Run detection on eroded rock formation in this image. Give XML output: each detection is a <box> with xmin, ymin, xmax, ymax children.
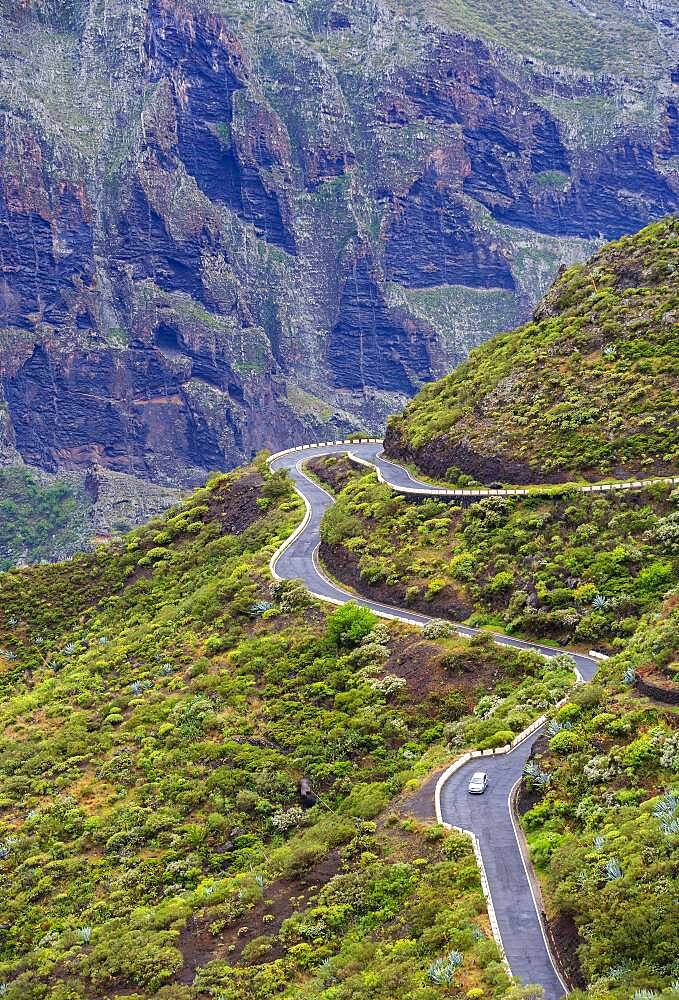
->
<box><xmin>0</xmin><ymin>0</ymin><xmax>677</xmax><ymax>508</ymax></box>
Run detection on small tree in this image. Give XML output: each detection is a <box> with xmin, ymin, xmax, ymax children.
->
<box><xmin>326</xmin><ymin>603</ymin><xmax>378</xmax><ymax>647</ymax></box>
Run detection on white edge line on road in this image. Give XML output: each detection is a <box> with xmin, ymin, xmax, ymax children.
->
<box><xmin>368</xmin><ymin>447</ymin><xmax>426</xmax><ymax>486</ymax></box>
<box><xmin>268</xmin><ymin>476</ymin><xmax>313</xmax><ymax>582</ymax></box>
<box><xmin>267</xmin><ymin>438</ymin><xmax>678</xmax><ymax>499</ymax></box>
<box><xmin>508</xmin><ymin>778</ymin><xmax>569</xmax><ymax>994</ymax></box>
<box><xmin>433</xmin><ymin>753</ymin><xmax>509</xmax><ymax>968</ymax></box>
<box><xmin>294</xmin><ymin>458</ymin><xmax>335</xmax><ymax>502</ymax></box>
<box><xmin>267</xmin><ymin>440</ymin><xmax>602</xmax><ymax>987</ymax></box>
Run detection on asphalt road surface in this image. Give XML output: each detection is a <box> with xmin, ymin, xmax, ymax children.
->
<box><xmin>270</xmin><ymin>442</ymin><xmax>601</xmax><ymax>998</ymax></box>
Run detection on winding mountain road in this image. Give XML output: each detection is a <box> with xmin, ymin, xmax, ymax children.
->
<box><xmin>267</xmin><ymin>439</ymin><xmax>631</xmax><ymax>998</ymax></box>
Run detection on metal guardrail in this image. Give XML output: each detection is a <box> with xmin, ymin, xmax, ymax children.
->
<box><xmin>268</xmin><ymin>439</ymin><xmax>679</xmax><ymax>499</ymax></box>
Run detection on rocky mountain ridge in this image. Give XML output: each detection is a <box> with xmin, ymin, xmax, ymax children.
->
<box><xmin>0</xmin><ymin>0</ymin><xmax>677</xmax><ymax>512</ymax></box>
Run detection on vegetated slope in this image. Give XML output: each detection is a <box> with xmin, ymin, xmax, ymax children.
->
<box><xmin>0</xmin><ymin>464</ymin><xmax>181</xmax><ymax>570</ymax></box>
<box><xmin>522</xmin><ymin>598</ymin><xmax>679</xmax><ymax>998</ymax></box>
<box><xmin>0</xmin><ymin>466</ymin><xmax>89</xmax><ymax>570</ymax></box>
<box><xmin>0</xmin><ymin>459</ymin><xmax>573</xmax><ymax>1000</ymax></box>
<box><xmin>385</xmin><ymin>218</ymin><xmax>679</xmax><ymax>485</ymax></box>
<box><xmin>1</xmin><ymin>0</ymin><xmax>678</xmax><ymax>523</ymax></box>
<box><xmin>316</xmin><ymin>456</ymin><xmax>679</xmax><ymax>649</ymax></box>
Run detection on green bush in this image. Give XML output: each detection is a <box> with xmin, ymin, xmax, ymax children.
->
<box><xmin>338</xmin><ymin>782</ymin><xmax>390</xmax><ymax>819</ymax></box>
<box><xmin>548</xmin><ymin>730</ymin><xmax>585</xmax><ymax>755</ymax></box>
<box><xmin>326</xmin><ymin>603</ymin><xmax>378</xmax><ymax>647</ymax></box>
<box><xmin>478</xmin><ymin>730</ymin><xmax>514</xmax><ymax>750</ymax></box>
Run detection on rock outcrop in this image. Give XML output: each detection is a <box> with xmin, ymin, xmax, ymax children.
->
<box><xmin>0</xmin><ymin>0</ymin><xmax>677</xmax><ymax>510</ymax></box>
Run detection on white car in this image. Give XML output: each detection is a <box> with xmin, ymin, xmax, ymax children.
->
<box><xmin>468</xmin><ymin>771</ymin><xmax>488</xmax><ymax>795</ymax></box>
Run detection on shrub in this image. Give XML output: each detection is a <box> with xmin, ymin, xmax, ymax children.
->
<box><xmin>478</xmin><ymin>730</ymin><xmax>514</xmax><ymax>750</ymax></box>
<box><xmin>338</xmin><ymin>782</ymin><xmax>389</xmax><ymax>819</ymax></box>
<box><xmin>486</xmin><ymin>571</ymin><xmax>515</xmax><ymax>595</ymax></box>
<box><xmin>326</xmin><ymin>603</ymin><xmax>378</xmax><ymax>647</ymax></box>
<box><xmin>548</xmin><ymin>730</ymin><xmax>585</xmax><ymax>755</ymax></box>
<box><xmin>422</xmin><ymin>618</ymin><xmax>456</xmax><ymax>639</ymax></box>
<box><xmin>529</xmin><ymin>831</ymin><xmax>564</xmax><ymax>868</ymax></box>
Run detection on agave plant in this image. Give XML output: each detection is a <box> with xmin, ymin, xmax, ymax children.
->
<box><xmin>653</xmin><ymin>792</ymin><xmax>679</xmax><ymax>818</ymax></box>
<box><xmin>62</xmin><ymin>642</ymin><xmax>76</xmax><ymax>655</ymax></box>
<box><xmin>428</xmin><ymin>951</ymin><xmax>463</xmax><ymax>984</ymax></box>
<box><xmin>246</xmin><ymin>601</ymin><xmax>274</xmax><ymax>617</ymax></box>
<box><xmin>523</xmin><ymin>761</ymin><xmax>551</xmax><ymax>787</ymax></box>
<box><xmin>427</xmin><ymin>958</ymin><xmax>451</xmax><ymax>985</ymax></box>
<box><xmin>633</xmin><ymin>991</ymin><xmax>658</xmax><ymax>999</ymax></box>
<box><xmin>593</xmin><ymin>835</ymin><xmax>605</xmax><ymax>850</ymax></box>
<box><xmin>592</xmin><ymin>594</ymin><xmax>609</xmax><ymax>610</ymax></box>
<box><xmin>604</xmin><ymin>858</ymin><xmax>623</xmax><ymax>880</ymax></box>
<box><xmin>316</xmin><ymin>957</ymin><xmax>336</xmax><ymax>984</ymax></box>
<box><xmin>623</xmin><ymin>667</ymin><xmax>637</xmax><ymax>685</ymax></box>
<box><xmin>76</xmin><ymin>926</ymin><xmax>92</xmax><ymax>944</ymax></box>
<box><xmin>653</xmin><ymin>792</ymin><xmax>679</xmax><ymax>836</ymax></box>
<box><xmin>0</xmin><ymin>836</ymin><xmax>17</xmax><ymax>860</ymax></box>
<box><xmin>605</xmin><ymin>959</ymin><xmax>632</xmax><ymax>981</ymax></box>
<box><xmin>547</xmin><ymin>719</ymin><xmax>573</xmax><ymax>737</ymax></box>
<box><xmin>129</xmin><ymin>679</ymin><xmax>152</xmax><ymax>695</ymax></box>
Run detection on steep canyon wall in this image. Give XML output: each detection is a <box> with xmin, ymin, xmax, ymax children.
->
<box><xmin>0</xmin><ymin>0</ymin><xmax>677</xmax><ymax>504</ymax></box>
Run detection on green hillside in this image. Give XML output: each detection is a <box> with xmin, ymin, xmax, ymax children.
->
<box><xmin>2</xmin><ymin>203</ymin><xmax>679</xmax><ymax>1000</ymax></box>
<box><xmin>0</xmin><ymin>466</ymin><xmax>90</xmax><ymax>570</ymax></box>
<box><xmin>0</xmin><ymin>449</ymin><xmax>677</xmax><ymax>997</ymax></box>
<box><xmin>0</xmin><ymin>460</ymin><xmax>571</xmax><ymax>1000</ymax></box>
<box><xmin>314</xmin><ymin>456</ymin><xmax>679</xmax><ymax>649</ymax></box>
<box><xmin>385</xmin><ymin>218</ymin><xmax>679</xmax><ymax>485</ymax></box>
<box><xmin>522</xmin><ymin>598</ymin><xmax>679</xmax><ymax>995</ymax></box>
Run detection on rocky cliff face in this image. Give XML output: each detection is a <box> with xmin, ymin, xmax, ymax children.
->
<box><xmin>0</xmin><ymin>0</ymin><xmax>677</xmax><ymax>503</ymax></box>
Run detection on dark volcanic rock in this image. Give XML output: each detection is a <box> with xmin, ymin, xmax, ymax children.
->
<box><xmin>0</xmin><ymin>169</ymin><xmax>95</xmax><ymax>332</ymax></box>
<box><xmin>4</xmin><ymin>342</ymin><xmax>229</xmax><ymax>481</ymax></box>
<box><xmin>0</xmin><ymin>0</ymin><xmax>677</xmax><ymax>501</ymax></box>
<box><xmin>493</xmin><ymin>138</ymin><xmax>679</xmax><ymax>239</ymax></box>
<box><xmin>384</xmin><ymin>159</ymin><xmax>515</xmax><ymax>289</ymax></box>
<box><xmin>146</xmin><ymin>0</ymin><xmax>297</xmax><ymax>253</ymax></box>
<box><xmin>114</xmin><ymin>179</ymin><xmax>213</xmax><ymax>300</ymax></box>
<box><xmin>328</xmin><ymin>249</ymin><xmax>434</xmax><ymax>393</ymax></box>
<box><xmin>378</xmin><ymin>33</ymin><xmax>677</xmax><ymax>241</ymax></box>
<box><xmin>658</xmin><ymin>99</ymin><xmax>679</xmax><ymax>159</ymax></box>
<box><xmin>382</xmin><ymin>426</ymin><xmax>551</xmax><ymax>485</ymax></box>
